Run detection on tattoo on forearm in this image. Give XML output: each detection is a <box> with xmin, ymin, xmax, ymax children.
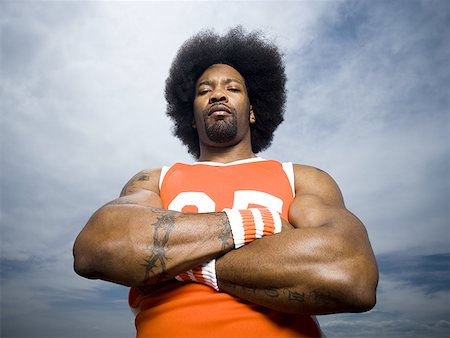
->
<box><xmin>243</xmin><ymin>286</ymin><xmax>257</xmax><ymax>294</ymax></box>
<box><xmin>264</xmin><ymin>287</ymin><xmax>279</xmax><ymax>298</ymax></box>
<box><xmin>310</xmin><ymin>290</ymin><xmax>333</xmax><ymax>305</ymax></box>
<box><xmin>222</xmin><ymin>283</ymin><xmax>336</xmax><ymax>308</ymax></box>
<box><xmin>217</xmin><ymin>215</ymin><xmax>233</xmax><ymax>250</ymax></box>
<box><xmin>142</xmin><ymin>213</ymin><xmax>176</xmax><ymax>282</ymax></box>
<box><xmin>288</xmin><ymin>290</ymin><xmax>305</xmax><ymax>302</ymax></box>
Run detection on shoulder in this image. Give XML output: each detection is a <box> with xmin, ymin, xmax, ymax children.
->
<box><xmin>120</xmin><ymin>167</ymin><xmax>163</xmax><ymax>197</ymax></box>
<box><xmin>292</xmin><ymin>164</ymin><xmax>344</xmax><ymax>207</ymax></box>
<box><xmin>292</xmin><ymin>164</ymin><xmax>334</xmax><ymax>182</ymax></box>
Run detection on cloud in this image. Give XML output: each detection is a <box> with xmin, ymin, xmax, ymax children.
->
<box><xmin>1</xmin><ymin>0</ymin><xmax>334</xmax><ymax>263</ymax></box>
<box><xmin>318</xmin><ymin>253</ymin><xmax>450</xmax><ymax>337</ymax></box>
<box><xmin>1</xmin><ymin>2</ymin><xmax>337</xmax><ymax>336</ymax></box>
<box><xmin>1</xmin><ymin>253</ymin><xmax>134</xmax><ymax>337</ymax></box>
<box><xmin>263</xmin><ymin>0</ymin><xmax>450</xmax><ymax>255</ymax></box>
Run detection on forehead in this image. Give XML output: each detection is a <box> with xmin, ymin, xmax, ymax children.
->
<box><xmin>196</xmin><ymin>64</ymin><xmax>245</xmax><ymax>85</ymax></box>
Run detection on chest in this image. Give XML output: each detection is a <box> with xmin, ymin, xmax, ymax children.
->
<box><xmin>160</xmin><ymin>162</ymin><xmax>294</xmax><ymax>219</ymax></box>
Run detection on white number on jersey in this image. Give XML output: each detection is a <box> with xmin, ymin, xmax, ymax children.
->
<box><xmin>167</xmin><ymin>190</ymin><xmax>283</xmax><ymax>213</ymax></box>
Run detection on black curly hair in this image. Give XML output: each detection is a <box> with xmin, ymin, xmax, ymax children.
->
<box><xmin>165</xmin><ymin>26</ymin><xmax>287</xmax><ymax>159</ymax></box>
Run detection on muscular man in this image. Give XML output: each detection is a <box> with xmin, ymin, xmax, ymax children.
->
<box><xmin>73</xmin><ymin>27</ymin><xmax>378</xmax><ymax>337</ymax></box>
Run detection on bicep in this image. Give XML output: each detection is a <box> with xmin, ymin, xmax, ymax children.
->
<box><xmin>288</xmin><ymin>165</ymin><xmax>345</xmax><ymax>229</ymax></box>
<box><xmin>288</xmin><ymin>164</ymin><xmax>374</xmax><ymax>256</ymax></box>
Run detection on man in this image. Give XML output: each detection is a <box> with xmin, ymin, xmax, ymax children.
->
<box><xmin>73</xmin><ymin>27</ymin><xmax>378</xmax><ymax>337</ymax></box>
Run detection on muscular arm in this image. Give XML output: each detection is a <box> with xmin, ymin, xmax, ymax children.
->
<box><xmin>215</xmin><ymin>165</ymin><xmax>378</xmax><ymax>314</ymax></box>
<box><xmin>73</xmin><ymin>169</ymin><xmax>234</xmax><ymax>287</ymax></box>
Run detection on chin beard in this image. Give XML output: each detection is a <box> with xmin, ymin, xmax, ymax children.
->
<box><xmin>205</xmin><ymin>118</ymin><xmax>238</xmax><ymax>143</ymax></box>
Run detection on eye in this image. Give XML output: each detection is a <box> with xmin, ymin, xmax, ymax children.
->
<box><xmin>197</xmin><ymin>88</ymin><xmax>210</xmax><ymax>96</ymax></box>
<box><xmin>228</xmin><ymin>87</ymin><xmax>241</xmax><ymax>92</ymax></box>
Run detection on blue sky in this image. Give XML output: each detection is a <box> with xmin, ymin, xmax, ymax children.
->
<box><xmin>1</xmin><ymin>0</ymin><xmax>449</xmax><ymax>337</ymax></box>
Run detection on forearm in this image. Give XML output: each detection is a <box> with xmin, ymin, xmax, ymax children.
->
<box><xmin>73</xmin><ymin>200</ymin><xmax>282</xmax><ymax>288</ymax></box>
<box><xmin>215</xmin><ymin>223</ymin><xmax>378</xmax><ymax>314</ymax></box>
<box><xmin>74</xmin><ymin>203</ymin><xmax>234</xmax><ymax>287</ymax></box>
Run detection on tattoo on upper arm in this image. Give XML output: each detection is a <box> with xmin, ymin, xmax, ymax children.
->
<box><xmin>107</xmin><ymin>198</ymin><xmax>140</xmax><ymax>206</ymax></box>
<box><xmin>120</xmin><ymin>173</ymin><xmax>153</xmax><ymax>196</ymax></box>
<box><xmin>142</xmin><ymin>213</ymin><xmax>176</xmax><ymax>283</ymax></box>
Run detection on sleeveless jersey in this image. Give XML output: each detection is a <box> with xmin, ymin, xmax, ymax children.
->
<box><xmin>129</xmin><ymin>158</ymin><xmax>321</xmax><ymax>337</ymax></box>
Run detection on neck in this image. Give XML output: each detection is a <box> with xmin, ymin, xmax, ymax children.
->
<box><xmin>198</xmin><ymin>145</ymin><xmax>256</xmax><ymax>164</ymax></box>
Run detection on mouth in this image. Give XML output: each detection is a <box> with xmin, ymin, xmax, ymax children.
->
<box><xmin>207</xmin><ymin>104</ymin><xmax>232</xmax><ymax>118</ymax></box>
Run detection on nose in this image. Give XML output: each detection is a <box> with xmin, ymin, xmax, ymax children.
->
<box><xmin>209</xmin><ymin>88</ymin><xmax>228</xmax><ymax>104</ymax></box>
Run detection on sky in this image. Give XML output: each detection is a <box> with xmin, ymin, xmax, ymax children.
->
<box><xmin>1</xmin><ymin>0</ymin><xmax>449</xmax><ymax>337</ymax></box>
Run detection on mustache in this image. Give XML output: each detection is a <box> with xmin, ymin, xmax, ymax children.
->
<box><xmin>202</xmin><ymin>104</ymin><xmax>236</xmax><ymax>118</ymax></box>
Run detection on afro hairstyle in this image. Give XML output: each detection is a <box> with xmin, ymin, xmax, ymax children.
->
<box><xmin>164</xmin><ymin>26</ymin><xmax>287</xmax><ymax>159</ymax></box>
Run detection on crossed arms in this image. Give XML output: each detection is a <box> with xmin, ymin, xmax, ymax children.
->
<box><xmin>73</xmin><ymin>164</ymin><xmax>378</xmax><ymax>314</ymax></box>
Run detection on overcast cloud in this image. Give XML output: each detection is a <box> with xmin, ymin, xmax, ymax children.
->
<box><xmin>1</xmin><ymin>1</ymin><xmax>449</xmax><ymax>337</ymax></box>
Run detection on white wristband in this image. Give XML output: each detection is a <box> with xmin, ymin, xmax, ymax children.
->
<box><xmin>201</xmin><ymin>260</ymin><xmax>218</xmax><ymax>291</ymax></box>
<box><xmin>175</xmin><ymin>259</ymin><xmax>218</xmax><ymax>291</ymax></box>
<box><xmin>223</xmin><ymin>208</ymin><xmax>282</xmax><ymax>249</ymax></box>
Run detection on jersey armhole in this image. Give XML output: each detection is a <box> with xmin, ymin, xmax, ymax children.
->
<box><xmin>282</xmin><ymin>162</ymin><xmax>295</xmax><ymax>197</ymax></box>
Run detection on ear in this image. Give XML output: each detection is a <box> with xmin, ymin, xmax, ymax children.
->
<box><xmin>249</xmin><ymin>105</ymin><xmax>256</xmax><ymax>124</ymax></box>
<box><xmin>192</xmin><ymin>119</ymin><xmax>197</xmax><ymax>129</ymax></box>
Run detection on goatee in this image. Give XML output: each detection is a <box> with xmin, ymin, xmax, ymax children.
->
<box><xmin>205</xmin><ymin>117</ymin><xmax>238</xmax><ymax>143</ymax></box>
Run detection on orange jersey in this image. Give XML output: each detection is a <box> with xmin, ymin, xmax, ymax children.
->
<box><xmin>129</xmin><ymin>158</ymin><xmax>322</xmax><ymax>337</ymax></box>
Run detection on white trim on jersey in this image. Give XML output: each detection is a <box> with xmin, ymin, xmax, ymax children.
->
<box><xmin>160</xmin><ymin>158</ymin><xmax>296</xmax><ymax>198</ymax></box>
<box><xmin>282</xmin><ymin>162</ymin><xmax>295</xmax><ymax>197</ymax></box>
<box><xmin>159</xmin><ymin>166</ymin><xmax>171</xmax><ymax>191</ymax></box>
<box><xmin>193</xmin><ymin>157</ymin><xmax>266</xmax><ymax>166</ymax></box>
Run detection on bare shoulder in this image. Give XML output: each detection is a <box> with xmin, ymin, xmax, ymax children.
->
<box><xmin>292</xmin><ymin>164</ymin><xmax>344</xmax><ymax>207</ymax></box>
<box><xmin>120</xmin><ymin>167</ymin><xmax>163</xmax><ymax>197</ymax></box>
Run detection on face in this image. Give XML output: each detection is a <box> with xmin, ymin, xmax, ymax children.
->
<box><xmin>192</xmin><ymin>64</ymin><xmax>254</xmax><ymax>147</ymax></box>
